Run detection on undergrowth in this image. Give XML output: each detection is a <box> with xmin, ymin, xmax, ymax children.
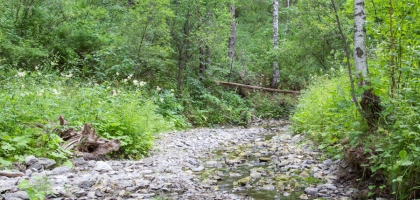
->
<box><xmin>0</xmin><ymin>68</ymin><xmax>185</xmax><ymax>166</ymax></box>
<box><xmin>292</xmin><ymin>70</ymin><xmax>420</xmax><ymax>199</ymax></box>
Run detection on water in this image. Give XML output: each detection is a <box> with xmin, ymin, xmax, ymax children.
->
<box><xmin>204</xmin><ymin>133</ymin><xmax>313</xmax><ymax>200</ymax></box>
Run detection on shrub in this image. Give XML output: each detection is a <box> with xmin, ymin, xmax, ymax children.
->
<box><xmin>291</xmin><ymin>72</ymin><xmax>360</xmax><ymax>156</ymax></box>
<box><xmin>0</xmin><ymin>69</ymin><xmax>176</xmax><ymax>166</ymax></box>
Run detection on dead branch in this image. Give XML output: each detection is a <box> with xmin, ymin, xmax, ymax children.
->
<box><xmin>216</xmin><ymin>81</ymin><xmax>300</xmax><ymax>94</ymax></box>
<box><xmin>0</xmin><ymin>171</ymin><xmax>24</xmax><ymax>177</ymax></box>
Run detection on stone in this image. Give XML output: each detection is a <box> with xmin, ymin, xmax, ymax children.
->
<box><xmin>262</xmin><ymin>185</ymin><xmax>275</xmax><ymax>191</ymax></box>
<box><xmin>299</xmin><ymin>171</ymin><xmax>310</xmax><ymax>178</ymax></box>
<box><xmin>25</xmin><ymin>155</ymin><xmax>38</xmax><ymax>166</ymax></box>
<box><xmin>250</xmin><ymin>171</ymin><xmax>261</xmax><ymax>179</ymax></box>
<box><xmin>322</xmin><ymin>159</ymin><xmax>334</xmax><ymax>166</ymax></box>
<box><xmin>38</xmin><ymin>158</ymin><xmax>56</xmax><ymax>169</ymax></box>
<box><xmin>2</xmin><ymin>191</ymin><xmax>29</xmax><ymax>200</ymax></box>
<box><xmin>204</xmin><ymin>161</ymin><xmax>218</xmax><ymax>168</ymax></box>
<box><xmin>74</xmin><ymin>190</ymin><xmax>87</xmax><ymax>198</ymax></box>
<box><xmin>49</xmin><ymin>166</ymin><xmax>72</xmax><ymax>175</ymax></box>
<box><xmin>190</xmin><ymin>166</ymin><xmax>204</xmax><ymax>172</ymax></box>
<box><xmin>299</xmin><ymin>193</ymin><xmax>309</xmax><ymax>199</ymax></box>
<box><xmin>237</xmin><ymin>176</ymin><xmax>251</xmax><ymax>186</ymax></box>
<box><xmin>305</xmin><ymin>187</ymin><xmax>318</xmax><ymax>195</ymax></box>
<box><xmin>94</xmin><ymin>161</ymin><xmax>113</xmax><ymax>172</ymax></box>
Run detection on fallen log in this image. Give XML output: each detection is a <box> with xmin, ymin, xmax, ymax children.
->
<box><xmin>216</xmin><ymin>81</ymin><xmax>300</xmax><ymax>94</ymax></box>
<box><xmin>0</xmin><ymin>171</ymin><xmax>24</xmax><ymax>177</ymax></box>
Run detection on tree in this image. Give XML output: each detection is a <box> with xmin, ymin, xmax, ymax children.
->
<box><xmin>354</xmin><ymin>0</ymin><xmax>382</xmax><ymax>129</ymax></box>
<box><xmin>270</xmin><ymin>0</ymin><xmax>280</xmax><ymax>88</ymax></box>
<box><xmin>331</xmin><ymin>0</ymin><xmax>381</xmax><ymax>129</ymax></box>
<box><xmin>228</xmin><ymin>3</ymin><xmax>236</xmax><ymax>82</ymax></box>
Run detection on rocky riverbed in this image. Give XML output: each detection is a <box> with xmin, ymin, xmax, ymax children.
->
<box><xmin>1</xmin><ymin>120</ymin><xmax>357</xmax><ymax>200</ymax></box>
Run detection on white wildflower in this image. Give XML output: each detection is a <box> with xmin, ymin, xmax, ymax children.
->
<box><xmin>139</xmin><ymin>81</ymin><xmax>147</xmax><ymax>87</ymax></box>
<box><xmin>160</xmin><ymin>98</ymin><xmax>164</xmax><ymax>103</ymax></box>
<box><xmin>16</xmin><ymin>71</ymin><xmax>26</xmax><ymax>77</ymax></box>
<box><xmin>113</xmin><ymin>90</ymin><xmax>117</xmax><ymax>96</ymax></box>
<box><xmin>65</xmin><ymin>73</ymin><xmax>73</xmax><ymax>78</ymax></box>
<box><xmin>116</xmin><ymin>72</ymin><xmax>119</xmax><ymax>76</ymax></box>
<box><xmin>53</xmin><ymin>89</ymin><xmax>60</xmax><ymax>95</ymax></box>
<box><xmin>133</xmin><ymin>79</ymin><xmax>139</xmax><ymax>86</ymax></box>
<box><xmin>156</xmin><ymin>86</ymin><xmax>161</xmax><ymax>91</ymax></box>
<box><xmin>35</xmin><ymin>66</ymin><xmax>39</xmax><ymax>70</ymax></box>
<box><xmin>127</xmin><ymin>74</ymin><xmax>133</xmax><ymax>79</ymax></box>
<box><xmin>123</xmin><ymin>79</ymin><xmax>128</xmax><ymax>83</ymax></box>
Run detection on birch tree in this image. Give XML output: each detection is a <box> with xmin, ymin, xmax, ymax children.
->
<box><xmin>354</xmin><ymin>0</ymin><xmax>369</xmax><ymax>85</ymax></box>
<box><xmin>228</xmin><ymin>3</ymin><xmax>236</xmax><ymax>82</ymax></box>
<box><xmin>270</xmin><ymin>0</ymin><xmax>280</xmax><ymax>88</ymax></box>
<box><xmin>353</xmin><ymin>0</ymin><xmax>381</xmax><ymax>128</ymax></box>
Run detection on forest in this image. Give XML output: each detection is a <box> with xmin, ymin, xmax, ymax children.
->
<box><xmin>0</xmin><ymin>0</ymin><xmax>419</xmax><ymax>199</ymax></box>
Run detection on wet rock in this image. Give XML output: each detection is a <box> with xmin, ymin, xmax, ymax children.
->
<box><xmin>237</xmin><ymin>176</ymin><xmax>251</xmax><ymax>186</ymax></box>
<box><xmin>190</xmin><ymin>165</ymin><xmax>204</xmax><ymax>172</ymax></box>
<box><xmin>299</xmin><ymin>193</ymin><xmax>309</xmax><ymax>199</ymax></box>
<box><xmin>262</xmin><ymin>185</ymin><xmax>275</xmax><ymax>190</ymax></box>
<box><xmin>305</xmin><ymin>187</ymin><xmax>318</xmax><ymax>195</ymax></box>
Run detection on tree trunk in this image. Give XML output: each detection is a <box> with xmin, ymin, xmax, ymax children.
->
<box><xmin>354</xmin><ymin>0</ymin><xmax>381</xmax><ymax>129</ymax></box>
<box><xmin>270</xmin><ymin>0</ymin><xmax>280</xmax><ymax>88</ymax></box>
<box><xmin>354</xmin><ymin>0</ymin><xmax>368</xmax><ymax>85</ymax></box>
<box><xmin>228</xmin><ymin>3</ymin><xmax>236</xmax><ymax>82</ymax></box>
<box><xmin>389</xmin><ymin>0</ymin><xmax>395</xmax><ymax>98</ymax></box>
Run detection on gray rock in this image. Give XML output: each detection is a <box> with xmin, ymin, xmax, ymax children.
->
<box><xmin>25</xmin><ymin>155</ymin><xmax>38</xmax><ymax>166</ymax></box>
<box><xmin>2</xmin><ymin>191</ymin><xmax>29</xmax><ymax>200</ymax></box>
<box><xmin>78</xmin><ymin>180</ymin><xmax>95</xmax><ymax>188</ymax></box>
<box><xmin>262</xmin><ymin>185</ymin><xmax>275</xmax><ymax>190</ymax></box>
<box><xmin>38</xmin><ymin>158</ymin><xmax>56</xmax><ymax>169</ymax></box>
<box><xmin>205</xmin><ymin>161</ymin><xmax>218</xmax><ymax>167</ymax></box>
<box><xmin>74</xmin><ymin>190</ymin><xmax>87</xmax><ymax>198</ymax></box>
<box><xmin>322</xmin><ymin>159</ymin><xmax>334</xmax><ymax>166</ymax></box>
<box><xmin>94</xmin><ymin>161</ymin><xmax>113</xmax><ymax>172</ymax></box>
<box><xmin>49</xmin><ymin>166</ymin><xmax>71</xmax><ymax>175</ymax></box>
<box><xmin>28</xmin><ymin>162</ymin><xmax>43</xmax><ymax>172</ymax></box>
<box><xmin>190</xmin><ymin>166</ymin><xmax>204</xmax><ymax>172</ymax></box>
<box><xmin>305</xmin><ymin>187</ymin><xmax>319</xmax><ymax>195</ymax></box>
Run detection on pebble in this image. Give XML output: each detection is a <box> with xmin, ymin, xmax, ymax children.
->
<box><xmin>1</xmin><ymin>121</ymin><xmax>352</xmax><ymax>200</ymax></box>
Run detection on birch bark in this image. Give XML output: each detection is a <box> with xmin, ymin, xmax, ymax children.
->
<box><xmin>354</xmin><ymin>0</ymin><xmax>368</xmax><ymax>85</ymax></box>
<box><xmin>270</xmin><ymin>0</ymin><xmax>280</xmax><ymax>88</ymax></box>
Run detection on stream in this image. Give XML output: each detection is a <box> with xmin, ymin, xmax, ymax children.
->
<box><xmin>0</xmin><ymin>120</ymin><xmax>355</xmax><ymax>200</ymax></box>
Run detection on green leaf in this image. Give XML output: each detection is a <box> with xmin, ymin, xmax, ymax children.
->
<box><xmin>400</xmin><ymin>160</ymin><xmax>414</xmax><ymax>166</ymax></box>
<box><xmin>399</xmin><ymin>150</ymin><xmax>407</xmax><ymax>159</ymax></box>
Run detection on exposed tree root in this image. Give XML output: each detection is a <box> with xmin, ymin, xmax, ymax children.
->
<box><xmin>55</xmin><ymin>115</ymin><xmax>121</xmax><ymax>160</ymax></box>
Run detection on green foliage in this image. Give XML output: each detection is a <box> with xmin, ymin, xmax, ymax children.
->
<box><xmin>18</xmin><ymin>176</ymin><xmax>52</xmax><ymax>200</ymax></box>
<box><xmin>292</xmin><ymin>71</ymin><xmax>361</xmax><ymax>155</ymax></box>
<box><xmin>249</xmin><ymin>93</ymin><xmax>296</xmax><ymax>119</ymax></box>
<box><xmin>183</xmin><ymin>80</ymin><xmax>251</xmax><ymax>126</ymax></box>
<box><xmin>0</xmin><ymin>69</ymin><xmax>178</xmax><ymax>164</ymax></box>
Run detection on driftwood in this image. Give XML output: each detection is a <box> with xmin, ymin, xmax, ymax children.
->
<box><xmin>0</xmin><ymin>171</ymin><xmax>24</xmax><ymax>177</ymax></box>
<box><xmin>56</xmin><ymin>115</ymin><xmax>121</xmax><ymax>159</ymax></box>
<box><xmin>216</xmin><ymin>81</ymin><xmax>300</xmax><ymax>94</ymax></box>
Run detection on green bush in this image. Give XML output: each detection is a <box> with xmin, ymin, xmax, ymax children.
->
<box><xmin>0</xmin><ymin>69</ymin><xmax>176</xmax><ymax>166</ymax></box>
<box><xmin>291</xmin><ymin>72</ymin><xmax>360</xmax><ymax>156</ymax></box>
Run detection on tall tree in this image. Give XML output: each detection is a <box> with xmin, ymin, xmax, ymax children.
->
<box><xmin>354</xmin><ymin>0</ymin><xmax>381</xmax><ymax>128</ymax></box>
<box><xmin>228</xmin><ymin>3</ymin><xmax>236</xmax><ymax>82</ymax></box>
<box><xmin>270</xmin><ymin>0</ymin><xmax>280</xmax><ymax>88</ymax></box>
